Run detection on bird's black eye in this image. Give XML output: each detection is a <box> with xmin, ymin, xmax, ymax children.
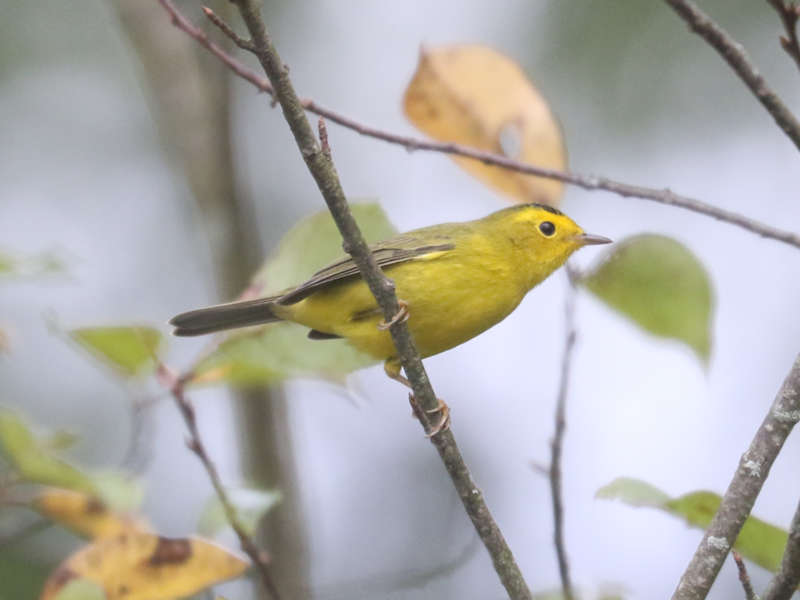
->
<box><xmin>539</xmin><ymin>221</ymin><xmax>556</xmax><ymax>236</ymax></box>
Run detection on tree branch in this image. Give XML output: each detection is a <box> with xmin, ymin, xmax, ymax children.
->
<box><xmin>119</xmin><ymin>3</ymin><xmax>309</xmax><ymax>595</ymax></box>
<box><xmin>731</xmin><ymin>551</ymin><xmax>759</xmax><ymax>600</ymax></box>
<box><xmin>672</xmin><ymin>353</ymin><xmax>800</xmax><ymax>600</ymax></box>
<box><xmin>217</xmin><ymin>1</ymin><xmax>534</xmax><ymax>597</ymax></box>
<box><xmin>664</xmin><ymin>0</ymin><xmax>800</xmax><ymax>153</ymax></box>
<box><xmin>763</xmin><ymin>497</ymin><xmax>800</xmax><ymax>600</ymax></box>
<box><xmin>155</xmin><ymin>0</ymin><xmax>800</xmax><ymax>252</ymax></box>
<box><xmin>548</xmin><ymin>267</ymin><xmax>579</xmax><ymax>600</ymax></box>
<box><xmin>158</xmin><ymin>364</ymin><xmax>281</xmax><ymax>600</ymax></box>
<box><xmin>766</xmin><ymin>0</ymin><xmax>800</xmax><ymax>74</ymax></box>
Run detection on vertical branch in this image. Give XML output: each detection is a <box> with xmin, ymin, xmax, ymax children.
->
<box><xmin>221</xmin><ymin>2</ymin><xmax>534</xmax><ymax>597</ymax></box>
<box><xmin>548</xmin><ymin>267</ymin><xmax>579</xmax><ymax>600</ymax></box>
<box><xmin>116</xmin><ymin>3</ymin><xmax>310</xmax><ymax>596</ymax></box>
<box><xmin>159</xmin><ymin>366</ymin><xmax>281</xmax><ymax>600</ymax></box>
<box><xmin>763</xmin><ymin>497</ymin><xmax>800</xmax><ymax>600</ymax></box>
<box><xmin>672</xmin><ymin>354</ymin><xmax>800</xmax><ymax>600</ymax></box>
<box><xmin>731</xmin><ymin>551</ymin><xmax>758</xmax><ymax>600</ymax></box>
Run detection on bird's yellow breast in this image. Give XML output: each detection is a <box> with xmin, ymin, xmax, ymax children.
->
<box><xmin>275</xmin><ymin>229</ymin><xmax>543</xmax><ymax>360</ymax></box>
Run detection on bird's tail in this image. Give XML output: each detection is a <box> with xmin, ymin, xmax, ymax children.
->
<box><xmin>170</xmin><ymin>297</ymin><xmax>283</xmax><ymax>336</ymax></box>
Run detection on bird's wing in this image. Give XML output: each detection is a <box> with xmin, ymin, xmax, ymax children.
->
<box><xmin>277</xmin><ymin>235</ymin><xmax>456</xmax><ymax>305</ymax></box>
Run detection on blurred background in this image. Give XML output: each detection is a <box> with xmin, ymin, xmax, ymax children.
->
<box><xmin>2</xmin><ymin>0</ymin><xmax>799</xmax><ymax>598</ymax></box>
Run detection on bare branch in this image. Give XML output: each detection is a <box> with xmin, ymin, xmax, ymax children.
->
<box><xmin>157</xmin><ymin>0</ymin><xmax>800</xmax><ymax>252</ymax></box>
<box><xmin>766</xmin><ymin>0</ymin><xmax>800</xmax><ymax>73</ymax></box>
<box><xmin>664</xmin><ymin>0</ymin><xmax>800</xmax><ymax>153</ymax></box>
<box><xmin>220</xmin><ymin>1</ymin><xmax>534</xmax><ymax>597</ymax></box>
<box><xmin>763</xmin><ymin>497</ymin><xmax>800</xmax><ymax>600</ymax></box>
<box><xmin>548</xmin><ymin>267</ymin><xmax>579</xmax><ymax>600</ymax></box>
<box><xmin>202</xmin><ymin>6</ymin><xmax>256</xmax><ymax>52</ymax></box>
<box><xmin>672</xmin><ymin>354</ymin><xmax>800</xmax><ymax>600</ymax></box>
<box><xmin>158</xmin><ymin>364</ymin><xmax>281</xmax><ymax>600</ymax></box>
<box><xmin>732</xmin><ymin>551</ymin><xmax>759</xmax><ymax>600</ymax></box>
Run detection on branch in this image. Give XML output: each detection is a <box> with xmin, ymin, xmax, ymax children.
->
<box><xmin>548</xmin><ymin>267</ymin><xmax>579</xmax><ymax>600</ymax></box>
<box><xmin>766</xmin><ymin>0</ymin><xmax>800</xmax><ymax>74</ymax></box>
<box><xmin>221</xmin><ymin>1</ymin><xmax>533</xmax><ymax>598</ymax></box>
<box><xmin>158</xmin><ymin>365</ymin><xmax>281</xmax><ymax>600</ymax></box>
<box><xmin>763</xmin><ymin>497</ymin><xmax>800</xmax><ymax>600</ymax></box>
<box><xmin>664</xmin><ymin>0</ymin><xmax>800</xmax><ymax>153</ymax></box>
<box><xmin>672</xmin><ymin>353</ymin><xmax>800</xmax><ymax>600</ymax></box>
<box><xmin>732</xmin><ymin>551</ymin><xmax>759</xmax><ymax>600</ymax></box>
<box><xmin>155</xmin><ymin>0</ymin><xmax>800</xmax><ymax>252</ymax></box>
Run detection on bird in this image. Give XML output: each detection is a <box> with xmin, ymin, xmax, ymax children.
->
<box><xmin>170</xmin><ymin>203</ymin><xmax>611</xmax><ymax>433</ymax></box>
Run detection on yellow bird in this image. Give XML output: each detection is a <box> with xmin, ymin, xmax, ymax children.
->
<box><xmin>171</xmin><ymin>203</ymin><xmax>610</xmax><ymax>429</ymax></box>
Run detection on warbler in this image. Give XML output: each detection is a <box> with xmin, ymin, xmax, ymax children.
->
<box><xmin>171</xmin><ymin>203</ymin><xmax>610</xmax><ymax>430</ymax></box>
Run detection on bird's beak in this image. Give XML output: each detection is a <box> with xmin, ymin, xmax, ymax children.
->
<box><xmin>574</xmin><ymin>232</ymin><xmax>613</xmax><ymax>246</ymax></box>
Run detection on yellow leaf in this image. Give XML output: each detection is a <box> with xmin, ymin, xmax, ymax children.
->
<box><xmin>35</xmin><ymin>488</ymin><xmax>149</xmax><ymax>540</ymax></box>
<box><xmin>404</xmin><ymin>44</ymin><xmax>566</xmax><ymax>205</ymax></box>
<box><xmin>40</xmin><ymin>533</ymin><xmax>249</xmax><ymax>600</ymax></box>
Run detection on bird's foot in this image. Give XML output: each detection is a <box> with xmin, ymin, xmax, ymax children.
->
<box><xmin>377</xmin><ymin>300</ymin><xmax>409</xmax><ymax>330</ymax></box>
<box><xmin>408</xmin><ymin>393</ymin><xmax>450</xmax><ymax>437</ymax></box>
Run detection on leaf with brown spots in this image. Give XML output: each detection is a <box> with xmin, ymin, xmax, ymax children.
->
<box><xmin>40</xmin><ymin>532</ymin><xmax>248</xmax><ymax>600</ymax></box>
<box><xmin>404</xmin><ymin>44</ymin><xmax>566</xmax><ymax>206</ymax></box>
<box><xmin>34</xmin><ymin>488</ymin><xmax>150</xmax><ymax>540</ymax></box>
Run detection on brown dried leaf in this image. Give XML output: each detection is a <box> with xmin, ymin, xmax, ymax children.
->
<box><xmin>40</xmin><ymin>532</ymin><xmax>248</xmax><ymax>600</ymax></box>
<box><xmin>404</xmin><ymin>44</ymin><xmax>566</xmax><ymax>205</ymax></box>
<box><xmin>34</xmin><ymin>488</ymin><xmax>149</xmax><ymax>540</ymax></box>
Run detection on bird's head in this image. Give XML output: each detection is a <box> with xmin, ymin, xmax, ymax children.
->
<box><xmin>488</xmin><ymin>203</ymin><xmax>612</xmax><ymax>282</ymax></box>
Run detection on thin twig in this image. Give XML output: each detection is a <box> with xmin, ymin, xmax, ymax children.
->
<box><xmin>766</xmin><ymin>0</ymin><xmax>800</xmax><ymax>73</ymax></box>
<box><xmin>732</xmin><ymin>551</ymin><xmax>759</xmax><ymax>600</ymax></box>
<box><xmin>548</xmin><ymin>266</ymin><xmax>579</xmax><ymax>600</ymax></box>
<box><xmin>155</xmin><ymin>0</ymin><xmax>800</xmax><ymax>252</ymax></box>
<box><xmin>763</xmin><ymin>497</ymin><xmax>800</xmax><ymax>600</ymax></box>
<box><xmin>201</xmin><ymin>6</ymin><xmax>255</xmax><ymax>52</ymax></box>
<box><xmin>224</xmin><ymin>1</ymin><xmax>533</xmax><ymax>597</ymax></box>
<box><xmin>157</xmin><ymin>364</ymin><xmax>281</xmax><ymax>600</ymax></box>
<box><xmin>672</xmin><ymin>353</ymin><xmax>800</xmax><ymax>600</ymax></box>
<box><xmin>664</xmin><ymin>0</ymin><xmax>800</xmax><ymax>152</ymax></box>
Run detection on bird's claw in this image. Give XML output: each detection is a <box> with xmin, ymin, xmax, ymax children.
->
<box><xmin>378</xmin><ymin>300</ymin><xmax>409</xmax><ymax>330</ymax></box>
<box><xmin>408</xmin><ymin>393</ymin><xmax>451</xmax><ymax>437</ymax></box>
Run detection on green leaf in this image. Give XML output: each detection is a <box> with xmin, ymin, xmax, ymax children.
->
<box><xmin>0</xmin><ymin>409</ymin><xmax>94</xmax><ymax>493</ymax></box>
<box><xmin>89</xmin><ymin>470</ymin><xmax>144</xmax><ymax>513</ymax></box>
<box><xmin>0</xmin><ymin>550</ymin><xmax>51</xmax><ymax>600</ymax></box>
<box><xmin>581</xmin><ymin>235</ymin><xmax>713</xmax><ymax>363</ymax></box>
<box><xmin>193</xmin><ymin>203</ymin><xmax>396</xmax><ymax>386</ymax></box>
<box><xmin>597</xmin><ymin>477</ymin><xmax>788</xmax><ymax>573</ymax></box>
<box><xmin>193</xmin><ymin>322</ymin><xmax>377</xmax><ymax>386</ymax></box>
<box><xmin>595</xmin><ymin>476</ymin><xmax>670</xmax><ymax>508</ymax></box>
<box><xmin>198</xmin><ymin>487</ymin><xmax>282</xmax><ymax>537</ymax></box>
<box><xmin>251</xmin><ymin>202</ymin><xmax>397</xmax><ymax>295</ymax></box>
<box><xmin>52</xmin><ymin>578</ymin><xmax>106</xmax><ymax>600</ymax></box>
<box><xmin>665</xmin><ymin>491</ymin><xmax>787</xmax><ymax>572</ymax></box>
<box><xmin>0</xmin><ymin>249</ymin><xmax>66</xmax><ymax>278</ymax></box>
<box><xmin>41</xmin><ymin>429</ymin><xmax>81</xmax><ymax>452</ymax></box>
<box><xmin>70</xmin><ymin>326</ymin><xmax>163</xmax><ymax>378</ymax></box>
